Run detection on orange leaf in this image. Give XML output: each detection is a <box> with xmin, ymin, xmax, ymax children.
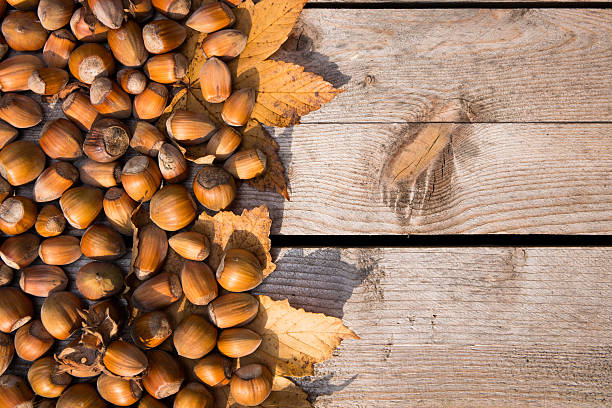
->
<box><xmin>230</xmin><ymin>0</ymin><xmax>308</xmax><ymax>76</ymax></box>
<box><xmin>235</xmin><ymin>60</ymin><xmax>343</xmax><ymax>127</ymax></box>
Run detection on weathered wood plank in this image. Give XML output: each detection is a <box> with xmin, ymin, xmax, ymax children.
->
<box><xmin>233</xmin><ymin>123</ymin><xmax>612</xmax><ymax>234</ymax></box>
<box><xmin>260</xmin><ymin>247</ymin><xmax>612</xmax><ymax>407</ymax></box>
<box><xmin>280</xmin><ymin>9</ymin><xmax>612</xmax><ymax>123</ymax></box>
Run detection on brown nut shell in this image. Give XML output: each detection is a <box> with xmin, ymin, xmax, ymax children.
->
<box><xmin>28</xmin><ymin>67</ymin><xmax>69</xmax><ymax>95</ymax></box>
<box><xmin>118</xmin><ymin>68</ymin><xmax>147</xmax><ymax>94</ymax></box>
<box><xmin>131</xmin><ymin>311</ymin><xmax>172</xmax><ymax>349</ymax></box>
<box><xmin>0</xmin><ymin>287</ymin><xmax>33</xmax><ymax>333</ymax></box>
<box><xmin>87</xmin><ymin>0</ymin><xmax>124</xmax><ymax>29</ymax></box>
<box><xmin>221</xmin><ymin>88</ymin><xmax>256</xmax><ymax>127</ymax></box>
<box><xmin>186</xmin><ymin>2</ymin><xmax>235</xmax><ymax>34</ymax></box>
<box><xmin>169</xmin><ymin>231</ymin><xmax>210</xmax><ymax>261</ymax></box>
<box><xmin>41</xmin><ymin>291</ymin><xmax>82</xmax><ymax>340</ymax></box>
<box><xmin>35</xmin><ymin>204</ymin><xmax>66</xmax><ymax>237</ymax></box>
<box><xmin>39</xmin><ymin>118</ymin><xmax>83</xmax><ymax>160</ymax></box>
<box><xmin>152</xmin><ymin>0</ymin><xmax>190</xmax><ymax>20</ymax></box>
<box><xmin>130</xmin><ymin>121</ymin><xmax>166</xmax><ymax>156</ymax></box>
<box><xmin>166</xmin><ymin>110</ymin><xmax>216</xmax><ymax>145</ymax></box>
<box><xmin>0</xmin><ymin>233</ymin><xmax>39</xmax><ymax>269</ymax></box>
<box><xmin>0</xmin><ymin>333</ymin><xmax>14</xmax><ymax>376</ymax></box>
<box><xmin>69</xmin><ymin>7</ymin><xmax>109</xmax><ymax>42</ymax></box>
<box><xmin>68</xmin><ymin>43</ymin><xmax>115</xmax><ymax>84</ymax></box>
<box><xmin>1</xmin><ymin>11</ymin><xmax>48</xmax><ymax>51</ymax></box>
<box><xmin>174</xmin><ymin>382</ymin><xmax>214</xmax><ymax>408</ymax></box>
<box><xmin>7</xmin><ymin>0</ymin><xmax>39</xmax><ymax>10</ymax></box>
<box><xmin>133</xmin><ymin>223</ymin><xmax>167</xmax><ymax>280</ymax></box>
<box><xmin>224</xmin><ymin>148</ymin><xmax>267</xmax><ymax>180</ymax></box>
<box><xmin>76</xmin><ymin>261</ymin><xmax>123</xmax><ymax>300</ymax></box>
<box><xmin>142</xmin><ymin>349</ymin><xmax>184</xmax><ymax>399</ymax></box>
<box><xmin>149</xmin><ymin>184</ymin><xmax>197</xmax><ymax>231</ymax></box>
<box><xmin>0</xmin><ymin>262</ymin><xmax>12</xmax><ymax>286</ymax></box>
<box><xmin>59</xmin><ymin>186</ymin><xmax>103</xmax><ymax>229</ymax></box>
<box><xmin>206</xmin><ymin>126</ymin><xmax>241</xmax><ymax>160</ymax></box>
<box><xmin>89</xmin><ymin>78</ymin><xmax>133</xmax><ymax>119</ymax></box>
<box><xmin>193</xmin><ymin>165</ymin><xmax>236</xmax><ymax>211</ymax></box>
<box><xmin>173</xmin><ymin>314</ymin><xmax>217</xmax><ymax>359</ymax></box>
<box><xmin>19</xmin><ymin>265</ymin><xmax>68</xmax><ymax>297</ymax></box>
<box><xmin>43</xmin><ymin>29</ymin><xmax>77</xmax><ymax>68</ymax></box>
<box><xmin>121</xmin><ymin>155</ymin><xmax>162</xmax><ymax>201</ymax></box>
<box><xmin>103</xmin><ymin>340</ymin><xmax>148</xmax><ymax>377</ymax></box>
<box><xmin>208</xmin><ymin>293</ymin><xmax>259</xmax><ymax>329</ymax></box>
<box><xmin>57</xmin><ymin>383</ymin><xmax>106</xmax><ymax>408</ymax></box>
<box><xmin>217</xmin><ymin>327</ymin><xmax>262</xmax><ymax>358</ymax></box>
<box><xmin>200</xmin><ymin>57</ymin><xmax>231</xmax><ymax>103</ymax></box>
<box><xmin>0</xmin><ymin>374</ymin><xmax>35</xmax><ymax>408</ymax></box>
<box><xmin>230</xmin><ymin>364</ymin><xmax>273</xmax><ymax>406</ymax></box>
<box><xmin>77</xmin><ymin>158</ymin><xmax>122</xmax><ymax>188</ymax></box>
<box><xmin>0</xmin><ymin>54</ymin><xmax>45</xmax><ymax>92</ymax></box>
<box><xmin>0</xmin><ymin>121</ymin><xmax>18</xmax><ymax>150</ymax></box>
<box><xmin>158</xmin><ymin>143</ymin><xmax>188</xmax><ymax>183</ymax></box>
<box><xmin>62</xmin><ymin>91</ymin><xmax>100</xmax><ymax>131</ymax></box>
<box><xmin>84</xmin><ymin>118</ymin><xmax>131</xmax><ymax>162</ymax></box>
<box><xmin>142</xmin><ymin>19</ymin><xmax>186</xmax><ymax>54</ymax></box>
<box><xmin>132</xmin><ymin>271</ymin><xmax>182</xmax><ymax>311</ymax></box>
<box><xmin>80</xmin><ymin>224</ymin><xmax>126</xmax><ymax>261</ymax></box>
<box><xmin>108</xmin><ymin>19</ymin><xmax>148</xmax><ymax>67</ymax></box>
<box><xmin>0</xmin><ymin>196</ymin><xmax>38</xmax><ymax>235</ymax></box>
<box><xmin>27</xmin><ymin>356</ymin><xmax>71</xmax><ymax>398</ymax></box>
<box><xmin>39</xmin><ymin>236</ymin><xmax>82</xmax><ymax>265</ymax></box>
<box><xmin>216</xmin><ymin>248</ymin><xmax>263</xmax><ymax>292</ymax></box>
<box><xmin>14</xmin><ymin>320</ymin><xmax>54</xmax><ymax>361</ymax></box>
<box><xmin>133</xmin><ymin>82</ymin><xmax>168</xmax><ymax>121</ymax></box>
<box><xmin>97</xmin><ymin>374</ymin><xmax>142</xmax><ymax>406</ymax></box>
<box><xmin>200</xmin><ymin>29</ymin><xmax>246</xmax><ymax>60</ymax></box>
<box><xmin>34</xmin><ymin>162</ymin><xmax>79</xmax><ymax>202</ymax></box>
<box><xmin>103</xmin><ymin>187</ymin><xmax>137</xmax><ymax>235</ymax></box>
<box><xmin>180</xmin><ymin>260</ymin><xmax>217</xmax><ymax>306</ymax></box>
<box><xmin>193</xmin><ymin>353</ymin><xmax>233</xmax><ymax>388</ymax></box>
<box><xmin>37</xmin><ymin>0</ymin><xmax>74</xmax><ymax>31</ymax></box>
<box><xmin>0</xmin><ymin>94</ymin><xmax>43</xmax><ymax>129</ymax></box>
<box><xmin>143</xmin><ymin>52</ymin><xmax>187</xmax><ymax>84</ymax></box>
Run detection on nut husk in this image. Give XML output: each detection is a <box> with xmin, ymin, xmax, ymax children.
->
<box><xmin>76</xmin><ymin>261</ymin><xmax>123</xmax><ymax>300</ymax></box>
<box><xmin>38</xmin><ymin>235</ymin><xmax>82</xmax><ymax>266</ymax></box>
<box><xmin>224</xmin><ymin>148</ymin><xmax>267</xmax><ymax>180</ymax></box>
<box><xmin>131</xmin><ymin>311</ymin><xmax>172</xmax><ymax>349</ymax></box>
<box><xmin>186</xmin><ymin>2</ymin><xmax>235</xmax><ymax>34</ymax></box>
<box><xmin>0</xmin><ymin>141</ymin><xmax>45</xmax><ymax>187</ymax></box>
<box><xmin>143</xmin><ymin>52</ymin><xmax>187</xmax><ymax>84</ymax></box>
<box><xmin>81</xmin><ymin>224</ymin><xmax>126</xmax><ymax>260</ymax></box>
<box><xmin>200</xmin><ymin>29</ymin><xmax>246</xmax><ymax>60</ymax></box>
<box><xmin>173</xmin><ymin>314</ymin><xmax>217</xmax><ymax>359</ymax></box>
<box><xmin>1</xmin><ymin>11</ymin><xmax>48</xmax><ymax>51</ymax></box>
<box><xmin>103</xmin><ymin>340</ymin><xmax>148</xmax><ymax>377</ymax></box>
<box><xmin>230</xmin><ymin>364</ymin><xmax>273</xmax><ymax>406</ymax></box>
<box><xmin>0</xmin><ymin>54</ymin><xmax>45</xmax><ymax>92</ymax></box>
<box><xmin>78</xmin><ymin>158</ymin><xmax>122</xmax><ymax>188</ymax></box>
<box><xmin>221</xmin><ymin>88</ymin><xmax>256</xmax><ymax>127</ymax></box>
<box><xmin>89</xmin><ymin>77</ymin><xmax>133</xmax><ymax>119</ymax></box>
<box><xmin>0</xmin><ymin>233</ymin><xmax>40</xmax><ymax>269</ymax></box>
<box><xmin>35</xmin><ymin>204</ymin><xmax>66</xmax><ymax>237</ymax></box>
<box><xmin>103</xmin><ymin>187</ymin><xmax>137</xmax><ymax>235</ymax></box>
<box><xmin>62</xmin><ymin>91</ymin><xmax>101</xmax><ymax>131</ymax></box>
<box><xmin>0</xmin><ymin>94</ymin><xmax>43</xmax><ymax>129</ymax></box>
<box><xmin>108</xmin><ymin>19</ymin><xmax>148</xmax><ymax>67</ymax></box>
<box><xmin>217</xmin><ymin>327</ymin><xmax>262</xmax><ymax>358</ymax></box>
<box><xmin>180</xmin><ymin>260</ymin><xmax>217</xmax><ymax>306</ymax></box>
<box><xmin>121</xmin><ymin>155</ymin><xmax>162</xmax><ymax>201</ymax></box>
<box><xmin>142</xmin><ymin>19</ymin><xmax>186</xmax><ymax>54</ymax></box>
<box><xmin>133</xmin><ymin>82</ymin><xmax>168</xmax><ymax>121</ymax></box>
<box><xmin>96</xmin><ymin>374</ymin><xmax>142</xmax><ymax>406</ymax></box>
<box><xmin>41</xmin><ymin>291</ymin><xmax>82</xmax><ymax>340</ymax></box>
<box><xmin>193</xmin><ymin>165</ymin><xmax>236</xmax><ymax>211</ymax></box>
<box><xmin>27</xmin><ymin>356</ymin><xmax>71</xmax><ymax>398</ymax></box>
<box><xmin>133</xmin><ymin>222</ymin><xmax>167</xmax><ymax>280</ymax></box>
<box><xmin>43</xmin><ymin>29</ymin><xmax>77</xmax><ymax>68</ymax></box>
<box><xmin>130</xmin><ymin>121</ymin><xmax>166</xmax><ymax>156</ymax></box>
<box><xmin>19</xmin><ymin>265</ymin><xmax>68</xmax><ymax>297</ymax></box>
<box><xmin>150</xmin><ymin>184</ymin><xmax>197</xmax><ymax>231</ymax></box>
<box><xmin>34</xmin><ymin>162</ymin><xmax>79</xmax><ymax>202</ymax></box>
<box><xmin>0</xmin><ymin>196</ymin><xmax>38</xmax><ymax>235</ymax></box>
<box><xmin>0</xmin><ymin>287</ymin><xmax>33</xmax><ymax>333</ymax></box>
<box><xmin>14</xmin><ymin>320</ymin><xmax>54</xmax><ymax>361</ymax></box>
<box><xmin>142</xmin><ymin>349</ymin><xmax>184</xmax><ymax>398</ymax></box>
<box><xmin>166</xmin><ymin>110</ymin><xmax>216</xmax><ymax>145</ymax></box>
<box><xmin>169</xmin><ymin>231</ymin><xmax>210</xmax><ymax>261</ymax></box>
<box><xmin>193</xmin><ymin>353</ymin><xmax>233</xmax><ymax>388</ymax></box>
<box><xmin>132</xmin><ymin>271</ymin><xmax>182</xmax><ymax>311</ymax></box>
<box><xmin>158</xmin><ymin>142</ymin><xmax>188</xmax><ymax>183</ymax></box>
<box><xmin>174</xmin><ymin>382</ymin><xmax>214</xmax><ymax>408</ymax></box>
<box><xmin>59</xmin><ymin>186</ymin><xmax>103</xmax><ymax>229</ymax></box>
<box><xmin>216</xmin><ymin>248</ymin><xmax>263</xmax><ymax>292</ymax></box>
<box><xmin>39</xmin><ymin>118</ymin><xmax>83</xmax><ymax>160</ymax></box>
<box><xmin>57</xmin><ymin>383</ymin><xmax>106</xmax><ymax>408</ymax></box>
<box><xmin>208</xmin><ymin>293</ymin><xmax>259</xmax><ymax>329</ymax></box>
<box><xmin>68</xmin><ymin>43</ymin><xmax>115</xmax><ymax>84</ymax></box>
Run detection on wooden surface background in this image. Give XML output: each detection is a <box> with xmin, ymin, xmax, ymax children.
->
<box><xmin>5</xmin><ymin>3</ymin><xmax>612</xmax><ymax>408</ymax></box>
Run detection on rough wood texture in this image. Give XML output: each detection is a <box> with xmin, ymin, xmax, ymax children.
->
<box><xmin>282</xmin><ymin>9</ymin><xmax>612</xmax><ymax>123</ymax></box>
<box><xmin>233</xmin><ymin>123</ymin><xmax>612</xmax><ymax>234</ymax></box>
<box><xmin>259</xmin><ymin>247</ymin><xmax>612</xmax><ymax>407</ymax></box>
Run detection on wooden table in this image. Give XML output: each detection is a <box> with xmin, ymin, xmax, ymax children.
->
<box><xmin>241</xmin><ymin>4</ymin><xmax>612</xmax><ymax>407</ymax></box>
<box><xmin>8</xmin><ymin>3</ymin><xmax>612</xmax><ymax>407</ymax></box>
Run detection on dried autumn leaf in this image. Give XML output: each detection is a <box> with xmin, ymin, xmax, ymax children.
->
<box><xmin>242</xmin><ymin>295</ymin><xmax>359</xmax><ymax>377</ymax></box>
<box><xmin>230</xmin><ymin>0</ymin><xmax>308</xmax><ymax>76</ymax></box>
<box><xmin>242</xmin><ymin>120</ymin><xmax>289</xmax><ymax>200</ymax></box>
<box><xmin>235</xmin><ymin>60</ymin><xmax>343</xmax><ymax>127</ymax></box>
<box><xmin>192</xmin><ymin>205</ymin><xmax>275</xmax><ymax>277</ymax></box>
<box><xmin>213</xmin><ymin>376</ymin><xmax>312</xmax><ymax>408</ymax></box>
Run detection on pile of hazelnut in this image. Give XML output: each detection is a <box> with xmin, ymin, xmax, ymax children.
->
<box><xmin>0</xmin><ymin>0</ymin><xmax>273</xmax><ymax>406</ymax></box>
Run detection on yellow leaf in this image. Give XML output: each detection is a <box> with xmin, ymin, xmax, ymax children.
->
<box><xmin>243</xmin><ymin>295</ymin><xmax>359</xmax><ymax>377</ymax></box>
<box><xmin>235</xmin><ymin>60</ymin><xmax>343</xmax><ymax>127</ymax></box>
<box><xmin>231</xmin><ymin>0</ymin><xmax>308</xmax><ymax>76</ymax></box>
<box><xmin>242</xmin><ymin>120</ymin><xmax>289</xmax><ymax>200</ymax></box>
<box><xmin>213</xmin><ymin>376</ymin><xmax>312</xmax><ymax>408</ymax></box>
<box><xmin>192</xmin><ymin>205</ymin><xmax>275</xmax><ymax>277</ymax></box>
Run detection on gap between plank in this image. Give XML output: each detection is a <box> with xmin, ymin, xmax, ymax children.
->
<box><xmin>305</xmin><ymin>2</ymin><xmax>612</xmax><ymax>9</ymax></box>
<box><xmin>271</xmin><ymin>234</ymin><xmax>612</xmax><ymax>247</ymax></box>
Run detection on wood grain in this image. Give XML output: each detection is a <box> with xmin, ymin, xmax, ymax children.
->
<box><xmin>280</xmin><ymin>9</ymin><xmax>612</xmax><ymax>123</ymax></box>
<box><xmin>260</xmin><ymin>247</ymin><xmax>612</xmax><ymax>407</ymax></box>
<box><xmin>233</xmin><ymin>123</ymin><xmax>612</xmax><ymax>234</ymax></box>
